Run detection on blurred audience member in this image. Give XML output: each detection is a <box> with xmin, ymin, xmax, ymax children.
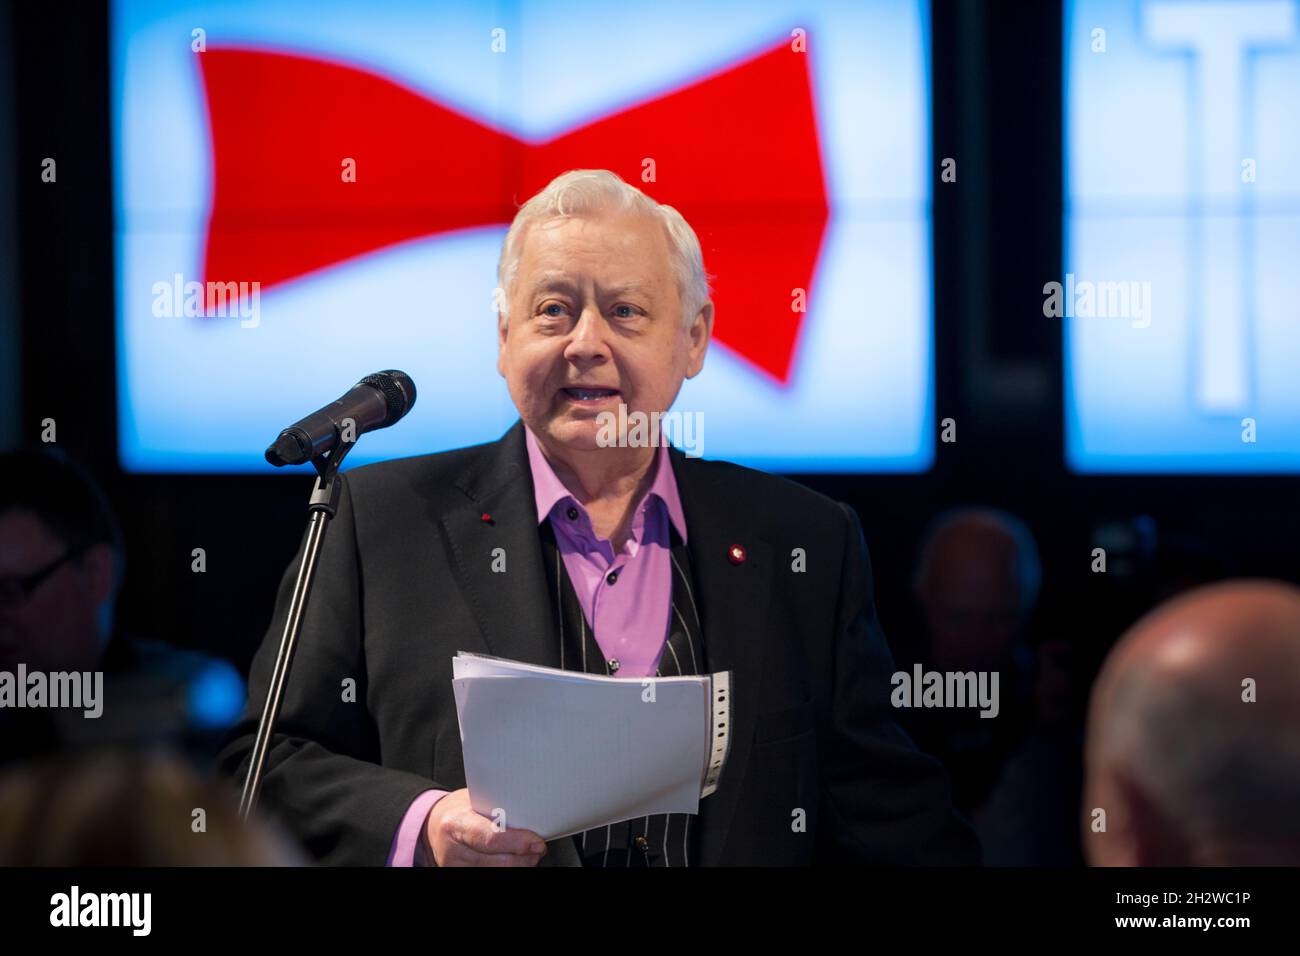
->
<box><xmin>1085</xmin><ymin>580</ymin><xmax>1300</xmax><ymax>866</ymax></box>
<box><xmin>905</xmin><ymin>508</ymin><xmax>1040</xmax><ymax>813</ymax></box>
<box><xmin>914</xmin><ymin>507</ymin><xmax>1041</xmax><ymax>674</ymax></box>
<box><xmin>0</xmin><ymin>748</ymin><xmax>302</xmax><ymax>865</ymax></box>
<box><xmin>0</xmin><ymin>450</ymin><xmax>244</xmax><ymax>766</ymax></box>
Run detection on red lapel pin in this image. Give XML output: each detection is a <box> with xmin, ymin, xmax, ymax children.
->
<box><xmin>728</xmin><ymin>544</ymin><xmax>747</xmax><ymax>565</ymax></box>
<box><xmin>480</xmin><ymin>512</ymin><xmax>493</xmax><ymax>525</ymax></box>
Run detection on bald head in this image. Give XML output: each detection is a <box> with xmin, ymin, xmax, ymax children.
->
<box><xmin>1085</xmin><ymin>580</ymin><xmax>1300</xmax><ymax>866</ymax></box>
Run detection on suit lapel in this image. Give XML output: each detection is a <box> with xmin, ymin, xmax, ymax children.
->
<box><xmin>670</xmin><ymin>449</ymin><xmax>773</xmax><ymax>865</ymax></box>
<box><xmin>439</xmin><ymin>420</ymin><xmax>562</xmax><ymax>669</ymax></box>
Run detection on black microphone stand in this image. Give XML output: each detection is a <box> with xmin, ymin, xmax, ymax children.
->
<box><xmin>238</xmin><ymin>437</ymin><xmax>356</xmax><ymax>822</ymax></box>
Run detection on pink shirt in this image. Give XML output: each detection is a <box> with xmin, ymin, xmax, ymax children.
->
<box><xmin>386</xmin><ymin>427</ymin><xmax>687</xmax><ymax>865</ymax></box>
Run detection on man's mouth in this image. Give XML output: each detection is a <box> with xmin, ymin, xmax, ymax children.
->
<box><xmin>561</xmin><ymin>387</ymin><xmax>621</xmax><ymax>403</ymax></box>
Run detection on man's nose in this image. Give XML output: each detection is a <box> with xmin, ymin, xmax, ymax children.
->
<box><xmin>563</xmin><ymin>306</ymin><xmax>611</xmax><ymax>364</ymax></box>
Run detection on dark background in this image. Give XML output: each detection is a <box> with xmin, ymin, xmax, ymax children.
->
<box><xmin>4</xmin><ymin>0</ymin><xmax>1297</xmax><ymax>683</ymax></box>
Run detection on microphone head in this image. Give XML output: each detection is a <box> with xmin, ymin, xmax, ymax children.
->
<box><xmin>265</xmin><ymin>429</ymin><xmax>311</xmax><ymax>467</ymax></box>
<box><xmin>358</xmin><ymin>370</ymin><xmax>417</xmax><ymax>427</ymax></box>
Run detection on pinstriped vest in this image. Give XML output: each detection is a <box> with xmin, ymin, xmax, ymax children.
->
<box><xmin>538</xmin><ymin>519</ymin><xmax>706</xmax><ymax>867</ymax></box>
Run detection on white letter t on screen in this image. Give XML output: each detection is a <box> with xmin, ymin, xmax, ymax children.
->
<box><xmin>1143</xmin><ymin>1</ymin><xmax>1296</xmax><ymax>413</ymax></box>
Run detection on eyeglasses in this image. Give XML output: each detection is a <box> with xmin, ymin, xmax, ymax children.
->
<box><xmin>0</xmin><ymin>545</ymin><xmax>88</xmax><ymax>609</ymax></box>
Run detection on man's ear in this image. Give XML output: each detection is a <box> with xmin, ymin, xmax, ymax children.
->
<box><xmin>496</xmin><ymin>311</ymin><xmax>508</xmax><ymax>377</ymax></box>
<box><xmin>685</xmin><ymin>301</ymin><xmax>714</xmax><ymax>379</ymax></box>
<box><xmin>1113</xmin><ymin>767</ymin><xmax>1187</xmax><ymax>866</ymax></box>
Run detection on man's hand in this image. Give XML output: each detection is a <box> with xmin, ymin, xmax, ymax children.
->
<box><xmin>423</xmin><ymin>789</ymin><xmax>549</xmax><ymax>866</ymax></box>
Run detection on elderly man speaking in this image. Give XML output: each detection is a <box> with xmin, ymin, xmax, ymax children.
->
<box><xmin>220</xmin><ymin>169</ymin><xmax>976</xmax><ymax>867</ymax></box>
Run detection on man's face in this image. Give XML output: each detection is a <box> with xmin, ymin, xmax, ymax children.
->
<box><xmin>497</xmin><ymin>209</ymin><xmax>712</xmax><ymax>457</ymax></box>
<box><xmin>917</xmin><ymin>526</ymin><xmax>1027</xmax><ymax>671</ymax></box>
<box><xmin>0</xmin><ymin>509</ymin><xmax>114</xmax><ymax>672</ymax></box>
<box><xmin>920</xmin><ymin>573</ymin><xmax>1024</xmax><ymax>673</ymax></box>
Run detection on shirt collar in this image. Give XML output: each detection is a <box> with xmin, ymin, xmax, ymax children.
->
<box><xmin>524</xmin><ymin>424</ymin><xmax>688</xmax><ymax>543</ymax></box>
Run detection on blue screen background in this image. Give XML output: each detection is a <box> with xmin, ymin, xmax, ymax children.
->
<box><xmin>112</xmin><ymin>0</ymin><xmax>935</xmax><ymax>473</ymax></box>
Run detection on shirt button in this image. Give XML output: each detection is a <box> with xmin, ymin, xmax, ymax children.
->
<box><xmin>606</xmin><ymin>570</ymin><xmax>618</xmax><ymax>585</ymax></box>
<box><xmin>565</xmin><ymin>506</ymin><xmax>579</xmax><ymax>521</ymax></box>
<box><xmin>608</xmin><ymin>658</ymin><xmax>620</xmax><ymax>673</ymax></box>
<box><xmin>634</xmin><ymin>835</ymin><xmax>650</xmax><ymax>853</ymax></box>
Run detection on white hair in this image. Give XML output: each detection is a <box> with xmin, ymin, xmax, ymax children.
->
<box><xmin>496</xmin><ymin>169</ymin><xmax>711</xmax><ymax>328</ymax></box>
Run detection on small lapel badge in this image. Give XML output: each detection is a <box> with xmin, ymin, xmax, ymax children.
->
<box><xmin>728</xmin><ymin>544</ymin><xmax>747</xmax><ymax>565</ymax></box>
<box><xmin>480</xmin><ymin>512</ymin><xmax>494</xmax><ymax>525</ymax></box>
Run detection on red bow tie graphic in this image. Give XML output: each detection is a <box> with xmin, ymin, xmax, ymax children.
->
<box><xmin>199</xmin><ymin>40</ymin><xmax>828</xmax><ymax>384</ymax></box>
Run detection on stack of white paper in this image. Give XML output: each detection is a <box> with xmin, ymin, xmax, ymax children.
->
<box><xmin>451</xmin><ymin>652</ymin><xmax>731</xmax><ymax>840</ymax></box>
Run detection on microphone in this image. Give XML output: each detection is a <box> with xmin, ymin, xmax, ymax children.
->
<box><xmin>265</xmin><ymin>370</ymin><xmax>417</xmax><ymax>467</ymax></box>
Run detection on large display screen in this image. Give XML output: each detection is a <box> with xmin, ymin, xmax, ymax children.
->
<box><xmin>113</xmin><ymin>0</ymin><xmax>933</xmax><ymax>473</ymax></box>
<box><xmin>1065</xmin><ymin>0</ymin><xmax>1300</xmax><ymax>472</ymax></box>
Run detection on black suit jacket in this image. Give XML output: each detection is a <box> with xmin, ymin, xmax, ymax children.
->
<box><xmin>218</xmin><ymin>421</ymin><xmax>979</xmax><ymax>866</ymax></box>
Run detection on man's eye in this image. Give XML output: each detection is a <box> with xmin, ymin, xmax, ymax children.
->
<box><xmin>540</xmin><ymin>303</ymin><xmax>568</xmax><ymax>317</ymax></box>
<box><xmin>612</xmin><ymin>305</ymin><xmax>637</xmax><ymax>318</ymax></box>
